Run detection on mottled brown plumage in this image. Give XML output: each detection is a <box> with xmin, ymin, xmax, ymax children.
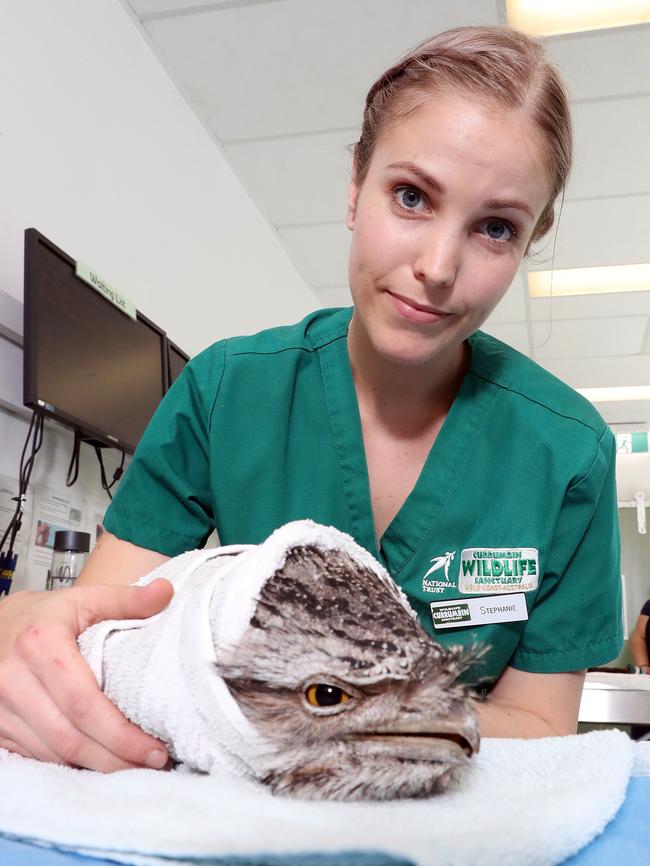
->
<box><xmin>214</xmin><ymin>545</ymin><xmax>480</xmax><ymax>800</ymax></box>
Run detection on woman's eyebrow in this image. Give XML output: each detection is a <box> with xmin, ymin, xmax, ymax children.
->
<box><xmin>387</xmin><ymin>161</ymin><xmax>444</xmax><ymax>194</ymax></box>
<box><xmin>387</xmin><ymin>160</ymin><xmax>534</xmax><ymax>221</ymax></box>
<box><xmin>483</xmin><ymin>197</ymin><xmax>534</xmax><ymax>221</ymax></box>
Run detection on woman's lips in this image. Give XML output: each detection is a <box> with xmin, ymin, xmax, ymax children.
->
<box><xmin>387</xmin><ymin>291</ymin><xmax>450</xmax><ymax>325</ymax></box>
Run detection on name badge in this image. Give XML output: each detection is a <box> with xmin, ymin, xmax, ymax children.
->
<box><xmin>430</xmin><ymin>593</ymin><xmax>528</xmax><ymax>630</ymax></box>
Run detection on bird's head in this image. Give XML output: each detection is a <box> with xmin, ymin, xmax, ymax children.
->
<box><xmin>213</xmin><ymin>544</ymin><xmax>481</xmax><ymax>801</ymax></box>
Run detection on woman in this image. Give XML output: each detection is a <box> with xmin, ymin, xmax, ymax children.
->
<box><xmin>0</xmin><ymin>26</ymin><xmax>622</xmax><ymax>771</ymax></box>
<box><xmin>631</xmin><ymin>601</ymin><xmax>650</xmax><ymax>674</ymax></box>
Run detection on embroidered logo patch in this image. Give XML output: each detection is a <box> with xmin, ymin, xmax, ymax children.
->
<box><xmin>421</xmin><ymin>551</ymin><xmax>456</xmax><ymax>594</ymax></box>
<box><xmin>458</xmin><ymin>548</ymin><xmax>539</xmax><ymax>595</ymax></box>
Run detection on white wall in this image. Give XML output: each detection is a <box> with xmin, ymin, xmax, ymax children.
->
<box><xmin>0</xmin><ymin>0</ymin><xmax>318</xmax><ymax>355</ymax></box>
<box><xmin>0</xmin><ymin>0</ymin><xmax>318</xmax><ymax>593</ymax></box>
<box><xmin>616</xmin><ymin>454</ymin><xmax>650</xmax><ymax>504</ymax></box>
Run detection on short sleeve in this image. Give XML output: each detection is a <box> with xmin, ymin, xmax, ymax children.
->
<box><xmin>511</xmin><ymin>428</ymin><xmax>623</xmax><ymax>673</ymax></box>
<box><xmin>103</xmin><ymin>342</ymin><xmax>225</xmax><ymax>555</ymax></box>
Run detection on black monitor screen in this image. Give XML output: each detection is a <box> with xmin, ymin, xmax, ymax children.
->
<box><xmin>167</xmin><ymin>340</ymin><xmax>189</xmax><ymax>388</ymax></box>
<box><xmin>23</xmin><ymin>229</ymin><xmax>168</xmax><ymax>454</ymax></box>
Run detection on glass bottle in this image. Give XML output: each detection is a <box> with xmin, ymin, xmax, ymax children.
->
<box><xmin>46</xmin><ymin>530</ymin><xmax>91</xmax><ymax>591</ymax></box>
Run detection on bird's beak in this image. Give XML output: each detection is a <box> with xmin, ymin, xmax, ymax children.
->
<box><xmin>348</xmin><ymin>713</ymin><xmax>480</xmax><ymax>763</ymax></box>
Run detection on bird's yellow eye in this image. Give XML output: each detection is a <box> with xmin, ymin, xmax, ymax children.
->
<box><xmin>305</xmin><ymin>683</ymin><xmax>351</xmax><ymax>707</ymax></box>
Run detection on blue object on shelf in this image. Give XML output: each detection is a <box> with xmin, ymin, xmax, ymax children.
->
<box><xmin>0</xmin><ymin>551</ymin><xmax>17</xmax><ymax>596</ymax></box>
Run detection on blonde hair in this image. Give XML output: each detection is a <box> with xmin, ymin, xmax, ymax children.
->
<box><xmin>353</xmin><ymin>26</ymin><xmax>572</xmax><ymax>244</ymax></box>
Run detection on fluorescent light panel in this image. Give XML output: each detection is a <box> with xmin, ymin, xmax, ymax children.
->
<box><xmin>528</xmin><ymin>263</ymin><xmax>650</xmax><ymax>298</ymax></box>
<box><xmin>506</xmin><ymin>0</ymin><xmax>650</xmax><ymax>36</ymax></box>
<box><xmin>577</xmin><ymin>386</ymin><xmax>650</xmax><ymax>403</ymax></box>
<box><xmin>610</xmin><ymin>422</ymin><xmax>648</xmax><ymax>433</ymax></box>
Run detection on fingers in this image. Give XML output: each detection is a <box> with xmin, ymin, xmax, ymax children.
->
<box><xmin>15</xmin><ymin>626</ymin><xmax>169</xmax><ymax>772</ymax></box>
<box><xmin>0</xmin><ymin>738</ymin><xmax>39</xmax><ymax>760</ymax></box>
<box><xmin>5</xmin><ymin>663</ymin><xmax>164</xmax><ymax>771</ymax></box>
<box><xmin>0</xmin><ymin>704</ymin><xmax>64</xmax><ymax>764</ymax></box>
<box><xmin>72</xmin><ymin>579</ymin><xmax>174</xmax><ymax>634</ymax></box>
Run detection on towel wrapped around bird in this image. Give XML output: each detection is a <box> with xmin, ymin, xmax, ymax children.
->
<box><xmin>78</xmin><ymin>519</ymin><xmax>480</xmax><ymax>801</ymax></box>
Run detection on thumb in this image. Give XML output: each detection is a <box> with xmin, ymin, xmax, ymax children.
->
<box><xmin>75</xmin><ymin>579</ymin><xmax>174</xmax><ymax>632</ymax></box>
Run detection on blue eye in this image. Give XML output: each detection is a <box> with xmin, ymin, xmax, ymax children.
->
<box><xmin>394</xmin><ymin>186</ymin><xmax>426</xmax><ymax>211</ymax></box>
<box><xmin>481</xmin><ymin>219</ymin><xmax>516</xmax><ymax>243</ymax></box>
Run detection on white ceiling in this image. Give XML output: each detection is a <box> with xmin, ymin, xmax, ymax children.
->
<box><xmin>122</xmin><ymin>0</ymin><xmax>650</xmax><ymax>428</ymax></box>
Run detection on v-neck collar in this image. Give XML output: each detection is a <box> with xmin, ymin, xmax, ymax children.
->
<box><xmin>316</xmin><ymin>310</ymin><xmax>379</xmax><ymax>560</ymax></box>
<box><xmin>316</xmin><ymin>309</ymin><xmax>509</xmax><ymax>576</ymax></box>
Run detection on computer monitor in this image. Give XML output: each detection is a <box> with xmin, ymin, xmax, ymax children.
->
<box><xmin>167</xmin><ymin>339</ymin><xmax>189</xmax><ymax>388</ymax></box>
<box><xmin>23</xmin><ymin>228</ymin><xmax>169</xmax><ymax>454</ymax></box>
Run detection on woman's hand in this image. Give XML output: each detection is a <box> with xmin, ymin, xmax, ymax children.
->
<box><xmin>0</xmin><ymin>579</ymin><xmax>173</xmax><ymax>771</ymax></box>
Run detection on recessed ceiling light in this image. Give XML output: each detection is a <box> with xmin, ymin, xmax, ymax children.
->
<box><xmin>577</xmin><ymin>386</ymin><xmax>650</xmax><ymax>403</ymax></box>
<box><xmin>528</xmin><ymin>263</ymin><xmax>650</xmax><ymax>298</ymax></box>
<box><xmin>506</xmin><ymin>0</ymin><xmax>650</xmax><ymax>36</ymax></box>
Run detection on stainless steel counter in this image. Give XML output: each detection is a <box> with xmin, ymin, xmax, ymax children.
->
<box><xmin>579</xmin><ymin>672</ymin><xmax>650</xmax><ymax>724</ymax></box>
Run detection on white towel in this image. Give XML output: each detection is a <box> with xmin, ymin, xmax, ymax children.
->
<box><xmin>0</xmin><ymin>730</ymin><xmax>637</xmax><ymax>866</ymax></box>
<box><xmin>78</xmin><ymin>519</ymin><xmax>409</xmax><ymax>779</ymax></box>
<box><xmin>633</xmin><ymin>739</ymin><xmax>650</xmax><ymax>775</ymax></box>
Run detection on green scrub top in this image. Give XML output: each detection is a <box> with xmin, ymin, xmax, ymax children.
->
<box><xmin>104</xmin><ymin>307</ymin><xmax>622</xmax><ymax>686</ymax></box>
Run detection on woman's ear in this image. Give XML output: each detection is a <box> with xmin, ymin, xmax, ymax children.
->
<box><xmin>346</xmin><ymin>179</ymin><xmax>360</xmax><ymax>231</ymax></box>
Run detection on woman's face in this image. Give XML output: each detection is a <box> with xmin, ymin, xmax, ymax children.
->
<box><xmin>347</xmin><ymin>91</ymin><xmax>552</xmax><ymax>369</ymax></box>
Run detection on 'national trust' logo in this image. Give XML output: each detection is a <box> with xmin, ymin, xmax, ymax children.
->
<box><xmin>421</xmin><ymin>550</ymin><xmax>456</xmax><ymax>594</ymax></box>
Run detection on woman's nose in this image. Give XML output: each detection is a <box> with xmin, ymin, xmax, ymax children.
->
<box><xmin>412</xmin><ymin>222</ymin><xmax>461</xmax><ymax>290</ymax></box>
